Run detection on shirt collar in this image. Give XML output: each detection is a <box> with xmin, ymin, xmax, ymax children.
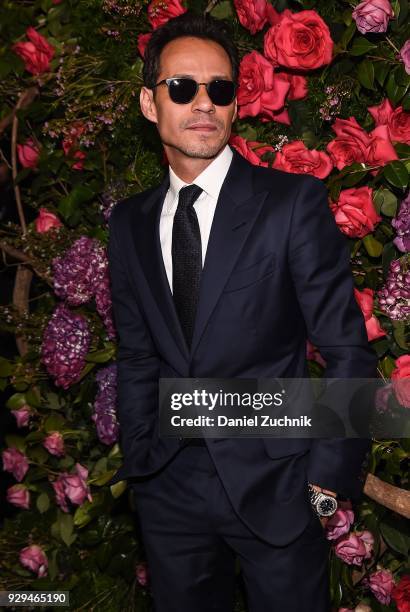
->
<box><xmin>167</xmin><ymin>144</ymin><xmax>233</xmax><ymax>209</ymax></box>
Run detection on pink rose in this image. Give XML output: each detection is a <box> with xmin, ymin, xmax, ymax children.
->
<box><xmin>399</xmin><ymin>40</ymin><xmax>410</xmax><ymax>75</ymax></box>
<box><xmin>135</xmin><ymin>561</ymin><xmax>149</xmax><ymax>586</ymax></box>
<box><xmin>352</xmin><ymin>0</ymin><xmax>394</xmax><ymax>34</ymax></box>
<box><xmin>19</xmin><ymin>545</ymin><xmax>48</xmax><ymax>577</ymax></box>
<box><xmin>43</xmin><ymin>432</ymin><xmax>65</xmax><ymax>457</ymax></box>
<box><xmin>12</xmin><ymin>27</ymin><xmax>55</xmax><ymax>75</ymax></box>
<box><xmin>51</xmin><ymin>464</ymin><xmax>92</xmax><ymax>512</ymax></box>
<box><xmin>237</xmin><ymin>52</ymin><xmax>291</xmax><ymax>123</ymax></box>
<box><xmin>7</xmin><ymin>484</ymin><xmax>30</xmax><ymax>509</ymax></box>
<box><xmin>35</xmin><ymin>208</ymin><xmax>62</xmax><ymax>233</ymax></box>
<box><xmin>391</xmin><ymin>355</ymin><xmax>410</xmax><ymax>408</ymax></box>
<box><xmin>2</xmin><ymin>447</ymin><xmax>29</xmax><ymax>482</ymax></box>
<box><xmin>354</xmin><ymin>288</ymin><xmax>386</xmax><ymax>341</ymax></box>
<box><xmin>12</xmin><ymin>405</ymin><xmax>31</xmax><ymax>428</ymax></box>
<box><xmin>137</xmin><ymin>32</ymin><xmax>151</xmax><ymax>58</ymax></box>
<box><xmin>368</xmin><ymin>569</ymin><xmax>395</xmax><ymax>605</ymax></box>
<box><xmin>325</xmin><ymin>507</ymin><xmax>355</xmax><ymax>540</ymax></box>
<box><xmin>147</xmin><ymin>0</ymin><xmax>186</xmax><ymax>29</ymax></box>
<box><xmin>335</xmin><ymin>530</ymin><xmax>374</xmax><ymax>565</ymax></box>
<box><xmin>368</xmin><ymin>99</ymin><xmax>410</xmax><ymax>144</ymax></box>
<box><xmin>326</xmin><ymin>117</ymin><xmax>370</xmax><ymax>170</ymax></box>
<box><xmin>51</xmin><ymin>477</ymin><xmax>69</xmax><ymax>513</ymax></box>
<box><xmin>329</xmin><ymin>186</ymin><xmax>381</xmax><ymax>238</ymax></box>
<box><xmin>234</xmin><ymin>0</ymin><xmax>274</xmax><ymax>34</ymax></box>
<box><xmin>264</xmin><ymin>9</ymin><xmax>333</xmax><ymax>71</ymax></box>
<box><xmin>229</xmin><ymin>135</ymin><xmax>269</xmax><ymax>167</ymax></box>
<box><xmin>17</xmin><ymin>138</ymin><xmax>40</xmax><ymax>169</ymax></box>
<box><xmin>272</xmin><ymin>140</ymin><xmax>333</xmax><ymax>179</ymax></box>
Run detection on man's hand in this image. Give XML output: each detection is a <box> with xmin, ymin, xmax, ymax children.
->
<box><xmin>309</xmin><ymin>483</ymin><xmax>337</xmax><ymax>529</ymax></box>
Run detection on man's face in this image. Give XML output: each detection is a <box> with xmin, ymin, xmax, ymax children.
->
<box><xmin>140</xmin><ymin>36</ymin><xmax>237</xmax><ymax>160</ymax></box>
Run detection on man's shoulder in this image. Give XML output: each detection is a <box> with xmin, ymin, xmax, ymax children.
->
<box><xmin>108</xmin><ymin>183</ymin><xmax>160</xmax><ymax>229</ymax></box>
<box><xmin>251</xmin><ymin>162</ymin><xmax>326</xmax><ymax>196</ymax></box>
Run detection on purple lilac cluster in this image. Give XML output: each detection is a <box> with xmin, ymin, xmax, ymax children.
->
<box><xmin>92</xmin><ymin>364</ymin><xmax>119</xmax><ymax>445</ymax></box>
<box><xmin>378</xmin><ymin>257</ymin><xmax>410</xmax><ymax>321</ymax></box>
<box><xmin>392</xmin><ymin>191</ymin><xmax>410</xmax><ymax>253</ymax></box>
<box><xmin>52</xmin><ymin>236</ymin><xmax>115</xmax><ymax>339</ymax></box>
<box><xmin>41</xmin><ymin>304</ymin><xmax>91</xmax><ymax>389</ymax></box>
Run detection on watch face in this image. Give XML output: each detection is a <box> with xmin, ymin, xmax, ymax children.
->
<box><xmin>318</xmin><ymin>496</ymin><xmax>338</xmax><ymax>517</ymax></box>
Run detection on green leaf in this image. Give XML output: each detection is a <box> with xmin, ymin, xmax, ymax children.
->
<box><xmin>380</xmin><ymin>520</ymin><xmax>410</xmax><ymax>556</ymax></box>
<box><xmin>59</xmin><ymin>513</ymin><xmax>77</xmax><ymax>547</ymax></box>
<box><xmin>338</xmin><ymin>21</ymin><xmax>356</xmax><ymax>50</ymax></box>
<box><xmin>374</xmin><ymin>62</ymin><xmax>390</xmax><ymax>87</ymax></box>
<box><xmin>362</xmin><ymin>234</ymin><xmax>383</xmax><ymax>257</ymax></box>
<box><xmin>0</xmin><ymin>357</ymin><xmax>13</xmax><ymax>377</ymax></box>
<box><xmin>386</xmin><ymin>70</ymin><xmax>409</xmax><ymax>104</ymax></box>
<box><xmin>350</xmin><ymin>37</ymin><xmax>377</xmax><ymax>56</ymax></box>
<box><xmin>4</xmin><ymin>435</ymin><xmax>26</xmax><ymax>452</ymax></box>
<box><xmin>36</xmin><ymin>492</ymin><xmax>50</xmax><ymax>514</ymax></box>
<box><xmin>44</xmin><ymin>413</ymin><xmax>66</xmax><ymax>432</ymax></box>
<box><xmin>85</xmin><ymin>345</ymin><xmax>115</xmax><ymax>363</ymax></box>
<box><xmin>373</xmin><ymin>188</ymin><xmax>398</xmax><ymax>217</ymax></box>
<box><xmin>110</xmin><ymin>479</ymin><xmax>127</xmax><ymax>498</ymax></box>
<box><xmin>382</xmin><ymin>242</ymin><xmax>398</xmax><ymax>277</ymax></box>
<box><xmin>210</xmin><ymin>0</ymin><xmax>233</xmax><ymax>18</ymax></box>
<box><xmin>58</xmin><ymin>185</ymin><xmax>95</xmax><ymax>221</ymax></box>
<box><xmin>392</xmin><ymin>321</ymin><xmax>409</xmax><ymax>350</ymax></box>
<box><xmin>6</xmin><ymin>393</ymin><xmax>27</xmax><ymax>410</ymax></box>
<box><xmin>357</xmin><ymin>60</ymin><xmax>375</xmax><ymax>90</ymax></box>
<box><xmin>383</xmin><ymin>160</ymin><xmax>409</xmax><ymax>189</ymax></box>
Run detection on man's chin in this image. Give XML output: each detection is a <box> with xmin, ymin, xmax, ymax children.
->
<box><xmin>173</xmin><ymin>141</ymin><xmax>226</xmax><ymax>159</ymax></box>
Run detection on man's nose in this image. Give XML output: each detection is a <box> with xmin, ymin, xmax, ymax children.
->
<box><xmin>191</xmin><ymin>83</ymin><xmax>214</xmax><ymax>111</ymax></box>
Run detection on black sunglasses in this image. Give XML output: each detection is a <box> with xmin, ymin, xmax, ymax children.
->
<box><xmin>152</xmin><ymin>77</ymin><xmax>236</xmax><ymax>106</ymax></box>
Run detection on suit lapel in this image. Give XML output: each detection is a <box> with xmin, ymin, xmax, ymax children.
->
<box><xmin>131</xmin><ymin>147</ymin><xmax>269</xmax><ymax>363</ymax></box>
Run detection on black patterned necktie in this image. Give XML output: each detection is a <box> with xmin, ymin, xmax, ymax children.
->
<box><xmin>172</xmin><ymin>184</ymin><xmax>203</xmax><ymax>349</ymax></box>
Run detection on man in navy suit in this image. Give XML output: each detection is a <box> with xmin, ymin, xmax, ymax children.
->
<box><xmin>107</xmin><ymin>12</ymin><xmax>377</xmax><ymax>612</ymax></box>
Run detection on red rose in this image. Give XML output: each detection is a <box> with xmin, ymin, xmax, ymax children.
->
<box><xmin>137</xmin><ymin>32</ymin><xmax>151</xmax><ymax>59</ymax></box>
<box><xmin>12</xmin><ymin>27</ymin><xmax>55</xmax><ymax>75</ymax></box>
<box><xmin>326</xmin><ymin>117</ymin><xmax>370</xmax><ymax>170</ymax></box>
<box><xmin>233</xmin><ymin>0</ymin><xmax>270</xmax><ymax>34</ymax></box>
<box><xmin>35</xmin><ymin>208</ymin><xmax>62</xmax><ymax>233</ymax></box>
<box><xmin>329</xmin><ymin>186</ymin><xmax>381</xmax><ymax>238</ymax></box>
<box><xmin>354</xmin><ymin>288</ymin><xmax>386</xmax><ymax>341</ymax></box>
<box><xmin>147</xmin><ymin>0</ymin><xmax>186</xmax><ymax>29</ymax></box>
<box><xmin>391</xmin><ymin>574</ymin><xmax>410</xmax><ymax>612</ymax></box>
<box><xmin>368</xmin><ymin>98</ymin><xmax>410</xmax><ymax>144</ymax></box>
<box><xmin>272</xmin><ymin>140</ymin><xmax>333</xmax><ymax>178</ymax></box>
<box><xmin>229</xmin><ymin>135</ymin><xmax>269</xmax><ymax>167</ymax></box>
<box><xmin>283</xmin><ymin>73</ymin><xmax>308</xmax><ymax>101</ymax></box>
<box><xmin>391</xmin><ymin>356</ymin><xmax>410</xmax><ymax>409</ymax></box>
<box><xmin>367</xmin><ymin>124</ymin><xmax>399</xmax><ymax>173</ymax></box>
<box><xmin>264</xmin><ymin>9</ymin><xmax>333</xmax><ymax>71</ymax></box>
<box><xmin>237</xmin><ymin>51</ymin><xmax>291</xmax><ymax>123</ymax></box>
<box><xmin>17</xmin><ymin>138</ymin><xmax>40</xmax><ymax>169</ymax></box>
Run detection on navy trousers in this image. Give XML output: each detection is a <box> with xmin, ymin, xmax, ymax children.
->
<box><xmin>130</xmin><ymin>442</ymin><xmax>331</xmax><ymax>612</ymax></box>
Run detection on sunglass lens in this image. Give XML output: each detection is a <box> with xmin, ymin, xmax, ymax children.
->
<box><xmin>169</xmin><ymin>78</ymin><xmax>198</xmax><ymax>103</ymax></box>
<box><xmin>208</xmin><ymin>80</ymin><xmax>236</xmax><ymax>105</ymax></box>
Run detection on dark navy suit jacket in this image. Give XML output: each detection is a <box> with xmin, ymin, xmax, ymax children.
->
<box><xmin>107</xmin><ymin>146</ymin><xmax>377</xmax><ymax>546</ymax></box>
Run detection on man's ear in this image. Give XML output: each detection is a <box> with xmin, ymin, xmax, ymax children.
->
<box><xmin>140</xmin><ymin>86</ymin><xmax>158</xmax><ymax>124</ymax></box>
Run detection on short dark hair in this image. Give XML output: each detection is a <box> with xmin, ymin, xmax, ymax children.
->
<box><xmin>142</xmin><ymin>12</ymin><xmax>239</xmax><ymax>89</ymax></box>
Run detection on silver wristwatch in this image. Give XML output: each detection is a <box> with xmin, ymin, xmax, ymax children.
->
<box><xmin>308</xmin><ymin>484</ymin><xmax>338</xmax><ymax>517</ymax></box>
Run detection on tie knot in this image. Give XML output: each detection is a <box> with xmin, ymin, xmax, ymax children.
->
<box><xmin>177</xmin><ymin>184</ymin><xmax>203</xmax><ymax>210</ymax></box>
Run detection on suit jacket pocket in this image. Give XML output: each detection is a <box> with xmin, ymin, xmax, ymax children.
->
<box><xmin>223</xmin><ymin>252</ymin><xmax>276</xmax><ymax>293</ymax></box>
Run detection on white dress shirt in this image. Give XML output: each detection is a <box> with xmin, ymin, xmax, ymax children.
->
<box><xmin>159</xmin><ymin>144</ymin><xmax>233</xmax><ymax>294</ymax></box>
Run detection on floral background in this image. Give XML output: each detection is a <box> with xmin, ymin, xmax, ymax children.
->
<box><xmin>0</xmin><ymin>0</ymin><xmax>409</xmax><ymax>609</ymax></box>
